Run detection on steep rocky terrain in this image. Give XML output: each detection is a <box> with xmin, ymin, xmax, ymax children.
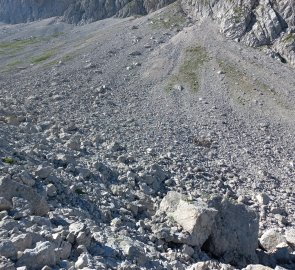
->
<box><xmin>181</xmin><ymin>0</ymin><xmax>295</xmax><ymax>66</ymax></box>
<box><xmin>0</xmin><ymin>1</ymin><xmax>295</xmax><ymax>270</ymax></box>
<box><xmin>0</xmin><ymin>0</ymin><xmax>176</xmax><ymax>24</ymax></box>
<box><xmin>0</xmin><ymin>0</ymin><xmax>295</xmax><ymax>66</ymax></box>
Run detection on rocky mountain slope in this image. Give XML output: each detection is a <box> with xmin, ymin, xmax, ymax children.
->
<box><xmin>0</xmin><ymin>0</ymin><xmax>176</xmax><ymax>24</ymax></box>
<box><xmin>181</xmin><ymin>0</ymin><xmax>295</xmax><ymax>66</ymax></box>
<box><xmin>1</xmin><ymin>1</ymin><xmax>295</xmax><ymax>270</ymax></box>
<box><xmin>0</xmin><ymin>0</ymin><xmax>294</xmax><ymax>65</ymax></box>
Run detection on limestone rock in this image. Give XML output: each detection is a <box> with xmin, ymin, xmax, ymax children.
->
<box><xmin>0</xmin><ymin>256</ymin><xmax>15</xmax><ymax>270</ymax></box>
<box><xmin>242</xmin><ymin>265</ymin><xmax>274</xmax><ymax>270</ymax></box>
<box><xmin>11</xmin><ymin>233</ymin><xmax>33</xmax><ymax>252</ymax></box>
<box><xmin>159</xmin><ymin>192</ymin><xmax>217</xmax><ymax>247</ymax></box>
<box><xmin>285</xmin><ymin>228</ymin><xmax>295</xmax><ymax>247</ymax></box>
<box><xmin>205</xmin><ymin>197</ymin><xmax>259</xmax><ymax>267</ymax></box>
<box><xmin>0</xmin><ymin>197</ymin><xmax>12</xmax><ymax>211</ymax></box>
<box><xmin>35</xmin><ymin>165</ymin><xmax>52</xmax><ymax>179</ymax></box>
<box><xmin>0</xmin><ymin>176</ymin><xmax>49</xmax><ymax>216</ymax></box>
<box><xmin>0</xmin><ymin>240</ymin><xmax>16</xmax><ymax>260</ymax></box>
<box><xmin>259</xmin><ymin>229</ymin><xmax>287</xmax><ymax>252</ymax></box>
<box><xmin>187</xmin><ymin>260</ymin><xmax>235</xmax><ymax>270</ymax></box>
<box><xmin>16</xmin><ymin>241</ymin><xmax>56</xmax><ymax>269</ymax></box>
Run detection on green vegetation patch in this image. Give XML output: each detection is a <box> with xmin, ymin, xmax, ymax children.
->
<box><xmin>217</xmin><ymin>59</ymin><xmax>290</xmax><ymax>110</ymax></box>
<box><xmin>218</xmin><ymin>59</ymin><xmax>261</xmax><ymax>105</ymax></box>
<box><xmin>2</xmin><ymin>157</ymin><xmax>15</xmax><ymax>164</ymax></box>
<box><xmin>0</xmin><ymin>37</ymin><xmax>40</xmax><ymax>55</ymax></box>
<box><xmin>167</xmin><ymin>45</ymin><xmax>210</xmax><ymax>92</ymax></box>
<box><xmin>3</xmin><ymin>59</ymin><xmax>23</xmax><ymax>71</ymax></box>
<box><xmin>31</xmin><ymin>49</ymin><xmax>56</xmax><ymax>64</ymax></box>
<box><xmin>150</xmin><ymin>1</ymin><xmax>186</xmax><ymax>29</ymax></box>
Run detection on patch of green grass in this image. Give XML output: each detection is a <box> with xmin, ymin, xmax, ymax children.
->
<box><xmin>2</xmin><ymin>59</ymin><xmax>23</xmax><ymax>72</ymax></box>
<box><xmin>167</xmin><ymin>45</ymin><xmax>210</xmax><ymax>92</ymax></box>
<box><xmin>150</xmin><ymin>1</ymin><xmax>186</xmax><ymax>29</ymax></box>
<box><xmin>2</xmin><ymin>157</ymin><xmax>15</xmax><ymax>164</ymax></box>
<box><xmin>217</xmin><ymin>59</ymin><xmax>291</xmax><ymax>110</ymax></box>
<box><xmin>0</xmin><ymin>33</ymin><xmax>63</xmax><ymax>57</ymax></box>
<box><xmin>0</xmin><ymin>37</ymin><xmax>41</xmax><ymax>55</ymax></box>
<box><xmin>31</xmin><ymin>49</ymin><xmax>56</xmax><ymax>64</ymax></box>
<box><xmin>43</xmin><ymin>52</ymin><xmax>76</xmax><ymax>67</ymax></box>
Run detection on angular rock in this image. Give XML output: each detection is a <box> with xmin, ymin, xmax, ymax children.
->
<box><xmin>187</xmin><ymin>260</ymin><xmax>234</xmax><ymax>270</ymax></box>
<box><xmin>242</xmin><ymin>265</ymin><xmax>274</xmax><ymax>270</ymax></box>
<box><xmin>0</xmin><ymin>240</ymin><xmax>16</xmax><ymax>260</ymax></box>
<box><xmin>75</xmin><ymin>253</ymin><xmax>92</xmax><ymax>269</ymax></box>
<box><xmin>285</xmin><ymin>228</ymin><xmax>295</xmax><ymax>248</ymax></box>
<box><xmin>16</xmin><ymin>241</ymin><xmax>56</xmax><ymax>270</ymax></box>
<box><xmin>35</xmin><ymin>165</ymin><xmax>52</xmax><ymax>179</ymax></box>
<box><xmin>0</xmin><ymin>256</ymin><xmax>15</xmax><ymax>270</ymax></box>
<box><xmin>205</xmin><ymin>197</ymin><xmax>259</xmax><ymax>267</ymax></box>
<box><xmin>159</xmin><ymin>192</ymin><xmax>217</xmax><ymax>246</ymax></box>
<box><xmin>256</xmin><ymin>193</ymin><xmax>270</xmax><ymax>205</ymax></box>
<box><xmin>0</xmin><ymin>197</ymin><xmax>12</xmax><ymax>211</ymax></box>
<box><xmin>11</xmin><ymin>233</ymin><xmax>33</xmax><ymax>252</ymax></box>
<box><xmin>0</xmin><ymin>176</ymin><xmax>49</xmax><ymax>216</ymax></box>
<box><xmin>260</xmin><ymin>229</ymin><xmax>287</xmax><ymax>252</ymax></box>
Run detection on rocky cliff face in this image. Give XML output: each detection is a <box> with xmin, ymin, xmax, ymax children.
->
<box><xmin>181</xmin><ymin>0</ymin><xmax>295</xmax><ymax>65</ymax></box>
<box><xmin>0</xmin><ymin>0</ymin><xmax>176</xmax><ymax>24</ymax></box>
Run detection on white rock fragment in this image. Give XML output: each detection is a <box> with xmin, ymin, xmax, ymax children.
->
<box><xmin>260</xmin><ymin>229</ymin><xmax>287</xmax><ymax>251</ymax></box>
<box><xmin>16</xmin><ymin>241</ymin><xmax>56</xmax><ymax>269</ymax></box>
<box><xmin>46</xmin><ymin>184</ymin><xmax>57</xmax><ymax>197</ymax></box>
<box><xmin>159</xmin><ymin>192</ymin><xmax>217</xmax><ymax>247</ymax></box>
<box><xmin>256</xmin><ymin>193</ymin><xmax>270</xmax><ymax>205</ymax></box>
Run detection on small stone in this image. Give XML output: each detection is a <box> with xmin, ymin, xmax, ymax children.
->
<box><xmin>260</xmin><ymin>229</ymin><xmax>286</xmax><ymax>251</ymax></box>
<box><xmin>0</xmin><ymin>197</ymin><xmax>12</xmax><ymax>211</ymax></box>
<box><xmin>285</xmin><ymin>228</ymin><xmax>295</xmax><ymax>247</ymax></box>
<box><xmin>65</xmin><ymin>137</ymin><xmax>81</xmax><ymax>151</ymax></box>
<box><xmin>75</xmin><ymin>253</ymin><xmax>90</xmax><ymax>269</ymax></box>
<box><xmin>182</xmin><ymin>244</ymin><xmax>194</xmax><ymax>257</ymax></box>
<box><xmin>256</xmin><ymin>193</ymin><xmax>270</xmax><ymax>205</ymax></box>
<box><xmin>46</xmin><ymin>184</ymin><xmax>57</xmax><ymax>197</ymax></box>
<box><xmin>20</xmin><ymin>172</ymin><xmax>35</xmax><ymax>186</ymax></box>
<box><xmin>41</xmin><ymin>266</ymin><xmax>51</xmax><ymax>270</ymax></box>
<box><xmin>35</xmin><ymin>165</ymin><xmax>52</xmax><ymax>179</ymax></box>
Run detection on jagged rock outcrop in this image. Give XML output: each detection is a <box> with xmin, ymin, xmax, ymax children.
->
<box><xmin>180</xmin><ymin>0</ymin><xmax>295</xmax><ymax>65</ymax></box>
<box><xmin>0</xmin><ymin>0</ymin><xmax>176</xmax><ymax>24</ymax></box>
